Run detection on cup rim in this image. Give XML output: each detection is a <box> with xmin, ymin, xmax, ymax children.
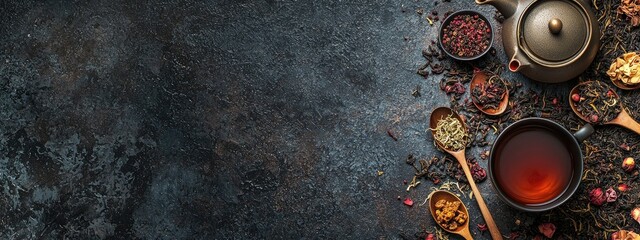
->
<box><xmin>488</xmin><ymin>117</ymin><xmax>584</xmax><ymax>212</ymax></box>
<box><xmin>438</xmin><ymin>9</ymin><xmax>494</xmax><ymax>61</ymax></box>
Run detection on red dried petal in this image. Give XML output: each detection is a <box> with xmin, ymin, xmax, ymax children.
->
<box><xmin>606</xmin><ymin>187</ymin><xmax>618</xmax><ymax>203</ymax></box>
<box><xmin>477</xmin><ymin>223</ymin><xmax>488</xmax><ymax>231</ymax></box>
<box><xmin>425</xmin><ymin>233</ymin><xmax>435</xmax><ymax>240</ymax></box>
<box><xmin>403</xmin><ymin>198</ymin><xmax>414</xmax><ymax>207</ymax></box>
<box><xmin>589</xmin><ymin>188</ymin><xmax>606</xmax><ymax>206</ymax></box>
<box><xmin>538</xmin><ymin>223</ymin><xmax>556</xmax><ymax>238</ymax></box>
<box><xmin>632</xmin><ymin>208</ymin><xmax>640</xmax><ymax>224</ymax></box>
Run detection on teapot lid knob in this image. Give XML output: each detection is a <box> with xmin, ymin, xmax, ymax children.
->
<box><xmin>548</xmin><ymin>18</ymin><xmax>563</xmax><ymax>34</ymax></box>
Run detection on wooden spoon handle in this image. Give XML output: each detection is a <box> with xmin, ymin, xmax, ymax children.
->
<box><xmin>459</xmin><ymin>227</ymin><xmax>474</xmax><ymax>240</ymax></box>
<box><xmin>614</xmin><ymin>110</ymin><xmax>640</xmax><ymax>135</ymax></box>
<box><xmin>452</xmin><ymin>152</ymin><xmax>503</xmax><ymax>240</ymax></box>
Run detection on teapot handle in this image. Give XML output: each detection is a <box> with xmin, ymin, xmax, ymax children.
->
<box><xmin>475</xmin><ymin>0</ymin><xmax>517</xmax><ymax>19</ymax></box>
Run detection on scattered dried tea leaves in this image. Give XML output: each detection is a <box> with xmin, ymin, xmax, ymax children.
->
<box><xmin>538</xmin><ymin>223</ymin><xmax>556</xmax><ymax>238</ymax></box>
<box><xmin>607</xmin><ymin>52</ymin><xmax>640</xmax><ymax>85</ymax></box>
<box><xmin>430</xmin><ymin>114</ymin><xmax>468</xmax><ymax>151</ymax></box>
<box><xmin>387</xmin><ymin>130</ymin><xmax>398</xmax><ymax>141</ymax></box>
<box><xmin>434</xmin><ymin>199</ymin><xmax>467</xmax><ymax>231</ymax></box>
<box><xmin>407</xmin><ymin>176</ymin><xmax>421</xmax><ymax>192</ymax></box>
<box><xmin>618</xmin><ymin>0</ymin><xmax>640</xmax><ymax>27</ymax></box>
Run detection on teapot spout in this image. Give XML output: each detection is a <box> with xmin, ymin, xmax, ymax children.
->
<box><xmin>476</xmin><ymin>0</ymin><xmax>517</xmax><ymax>19</ymax></box>
<box><xmin>508</xmin><ymin>48</ymin><xmax>530</xmax><ymax>72</ymax></box>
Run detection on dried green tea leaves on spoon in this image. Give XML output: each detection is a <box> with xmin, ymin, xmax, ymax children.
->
<box><xmin>572</xmin><ymin>81</ymin><xmax>621</xmax><ymax>124</ymax></box>
<box><xmin>430</xmin><ymin>114</ymin><xmax>468</xmax><ymax>151</ymax></box>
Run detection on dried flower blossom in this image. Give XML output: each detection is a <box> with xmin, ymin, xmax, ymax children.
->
<box><xmin>606</xmin><ymin>187</ymin><xmax>618</xmax><ymax>202</ymax></box>
<box><xmin>589</xmin><ymin>188</ymin><xmax>606</xmax><ymax>206</ymax></box>
<box><xmin>618</xmin><ymin>0</ymin><xmax>640</xmax><ymax>27</ymax></box>
<box><xmin>538</xmin><ymin>223</ymin><xmax>556</xmax><ymax>238</ymax></box>
<box><xmin>608</xmin><ymin>52</ymin><xmax>640</xmax><ymax>85</ymax></box>
<box><xmin>632</xmin><ymin>208</ymin><xmax>640</xmax><ymax>224</ymax></box>
<box><xmin>611</xmin><ymin>230</ymin><xmax>640</xmax><ymax>240</ymax></box>
<box><xmin>623</xmin><ymin>157</ymin><xmax>636</xmax><ymax>172</ymax></box>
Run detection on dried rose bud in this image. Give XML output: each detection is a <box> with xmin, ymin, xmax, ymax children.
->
<box><xmin>552</xmin><ymin>98</ymin><xmax>558</xmax><ymax>105</ymax></box>
<box><xmin>632</xmin><ymin>208</ymin><xmax>640</xmax><ymax>224</ymax></box>
<box><xmin>571</xmin><ymin>93</ymin><xmax>581</xmax><ymax>102</ymax></box>
<box><xmin>618</xmin><ymin>183</ymin><xmax>630</xmax><ymax>192</ymax></box>
<box><xmin>606</xmin><ymin>187</ymin><xmax>618</xmax><ymax>202</ymax></box>
<box><xmin>538</xmin><ymin>223</ymin><xmax>556</xmax><ymax>238</ymax></box>
<box><xmin>589</xmin><ymin>187</ymin><xmax>606</xmax><ymax>206</ymax></box>
<box><xmin>623</xmin><ymin>157</ymin><xmax>635</xmax><ymax>172</ymax></box>
<box><xmin>590</xmin><ymin>114</ymin><xmax>599</xmax><ymax>123</ymax></box>
<box><xmin>403</xmin><ymin>198</ymin><xmax>414</xmax><ymax>207</ymax></box>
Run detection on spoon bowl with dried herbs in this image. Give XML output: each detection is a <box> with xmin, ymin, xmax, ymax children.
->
<box><xmin>608</xmin><ymin>52</ymin><xmax>640</xmax><ymax>90</ymax></box>
<box><xmin>470</xmin><ymin>70</ymin><xmax>509</xmax><ymax>116</ymax></box>
<box><xmin>428</xmin><ymin>190</ymin><xmax>472</xmax><ymax>240</ymax></box>
<box><xmin>569</xmin><ymin>81</ymin><xmax>640</xmax><ymax>134</ymax></box>
<box><xmin>429</xmin><ymin>107</ymin><xmax>503</xmax><ymax>240</ymax></box>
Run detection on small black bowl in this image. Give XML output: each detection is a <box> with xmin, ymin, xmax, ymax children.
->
<box><xmin>439</xmin><ymin>10</ymin><xmax>494</xmax><ymax>61</ymax></box>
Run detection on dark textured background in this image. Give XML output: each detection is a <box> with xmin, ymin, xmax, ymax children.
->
<box><xmin>0</xmin><ymin>0</ymin><xmax>581</xmax><ymax>239</ymax></box>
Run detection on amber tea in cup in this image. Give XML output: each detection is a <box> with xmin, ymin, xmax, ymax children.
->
<box><xmin>492</xmin><ymin>127</ymin><xmax>574</xmax><ymax>204</ymax></box>
<box><xmin>489</xmin><ymin>118</ymin><xmax>593</xmax><ymax>211</ymax></box>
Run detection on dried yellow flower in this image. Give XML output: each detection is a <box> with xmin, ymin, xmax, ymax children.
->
<box><xmin>608</xmin><ymin>52</ymin><xmax>640</xmax><ymax>85</ymax></box>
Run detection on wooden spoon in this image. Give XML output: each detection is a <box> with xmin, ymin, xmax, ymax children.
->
<box><xmin>569</xmin><ymin>82</ymin><xmax>640</xmax><ymax>134</ymax></box>
<box><xmin>470</xmin><ymin>71</ymin><xmax>509</xmax><ymax>116</ymax></box>
<box><xmin>429</xmin><ymin>107</ymin><xmax>503</xmax><ymax>240</ymax></box>
<box><xmin>429</xmin><ymin>190</ymin><xmax>473</xmax><ymax>240</ymax></box>
<box><xmin>611</xmin><ymin>78</ymin><xmax>640</xmax><ymax>90</ymax></box>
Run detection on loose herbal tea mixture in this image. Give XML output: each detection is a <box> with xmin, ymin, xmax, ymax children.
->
<box><xmin>471</xmin><ymin>72</ymin><xmax>507</xmax><ymax>110</ymax></box>
<box><xmin>572</xmin><ymin>81</ymin><xmax>621</xmax><ymax>124</ymax></box>
<box><xmin>430</xmin><ymin>114</ymin><xmax>467</xmax><ymax>151</ymax></box>
<box><xmin>441</xmin><ymin>13</ymin><xmax>491</xmax><ymax>58</ymax></box>
<box><xmin>434</xmin><ymin>199</ymin><xmax>467</xmax><ymax>231</ymax></box>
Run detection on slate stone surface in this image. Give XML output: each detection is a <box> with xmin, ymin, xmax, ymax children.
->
<box><xmin>0</xmin><ymin>0</ymin><xmax>574</xmax><ymax>239</ymax></box>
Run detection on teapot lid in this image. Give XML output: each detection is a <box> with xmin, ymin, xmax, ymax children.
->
<box><xmin>519</xmin><ymin>0</ymin><xmax>588</xmax><ymax>62</ymax></box>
